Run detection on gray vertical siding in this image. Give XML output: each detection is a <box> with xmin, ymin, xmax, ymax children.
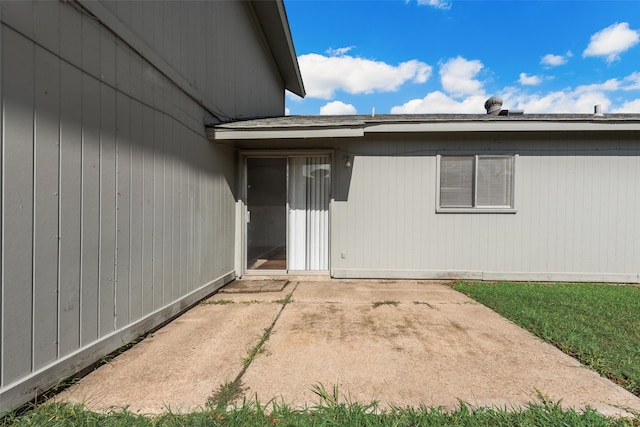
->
<box><xmin>33</xmin><ymin>44</ymin><xmax>61</xmax><ymax>370</ymax></box>
<box><xmin>99</xmin><ymin>0</ymin><xmax>285</xmax><ymax>121</ymax></box>
<box><xmin>59</xmin><ymin>61</ymin><xmax>83</xmax><ymax>357</ymax></box>
<box><xmin>1</xmin><ymin>0</ymin><xmax>238</xmax><ymax>412</ymax></box>
<box><xmin>235</xmin><ymin>132</ymin><xmax>640</xmax><ymax>283</ymax></box>
<box><xmin>328</xmin><ymin>133</ymin><xmax>640</xmax><ymax>282</ymax></box>
<box><xmin>3</xmin><ymin>24</ymin><xmax>35</xmax><ymax>385</ymax></box>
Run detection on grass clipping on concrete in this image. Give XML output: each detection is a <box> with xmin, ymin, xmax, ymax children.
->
<box><xmin>454</xmin><ymin>281</ymin><xmax>640</xmax><ymax>398</ymax></box>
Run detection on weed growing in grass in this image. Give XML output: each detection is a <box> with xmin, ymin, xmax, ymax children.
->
<box><xmin>372</xmin><ymin>300</ymin><xmax>399</xmax><ymax>308</ymax></box>
<box><xmin>454</xmin><ymin>281</ymin><xmax>640</xmax><ymax>397</ymax></box>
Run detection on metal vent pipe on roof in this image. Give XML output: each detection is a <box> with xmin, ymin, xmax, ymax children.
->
<box><xmin>594</xmin><ymin>104</ymin><xmax>604</xmax><ymax>117</ymax></box>
<box><xmin>484</xmin><ymin>97</ymin><xmax>503</xmax><ymax>115</ymax></box>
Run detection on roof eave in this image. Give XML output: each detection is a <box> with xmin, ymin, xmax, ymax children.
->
<box><xmin>251</xmin><ymin>0</ymin><xmax>305</xmax><ymax>98</ymax></box>
<box><xmin>210</xmin><ymin>117</ymin><xmax>640</xmax><ymax>141</ymax></box>
<box><xmin>365</xmin><ymin>121</ymin><xmax>640</xmax><ymax>133</ymax></box>
<box><xmin>209</xmin><ymin>126</ymin><xmax>363</xmax><ymax>141</ymax></box>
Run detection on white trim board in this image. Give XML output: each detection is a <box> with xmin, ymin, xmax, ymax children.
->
<box><xmin>331</xmin><ymin>269</ymin><xmax>640</xmax><ymax>283</ymax></box>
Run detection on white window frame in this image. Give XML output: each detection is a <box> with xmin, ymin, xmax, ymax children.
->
<box><xmin>436</xmin><ymin>154</ymin><xmax>517</xmax><ymax>213</ymax></box>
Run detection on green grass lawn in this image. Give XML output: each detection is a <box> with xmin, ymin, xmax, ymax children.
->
<box><xmin>453</xmin><ymin>281</ymin><xmax>640</xmax><ymax>398</ymax></box>
<box><xmin>2</xmin><ymin>397</ymin><xmax>633</xmax><ymax>426</ymax></box>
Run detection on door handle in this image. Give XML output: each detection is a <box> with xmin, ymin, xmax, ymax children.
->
<box><xmin>246</xmin><ymin>210</ymin><xmax>251</xmax><ymax>223</ymax></box>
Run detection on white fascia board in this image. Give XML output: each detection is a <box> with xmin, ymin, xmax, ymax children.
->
<box><xmin>212</xmin><ymin>127</ymin><xmax>365</xmax><ymax>140</ymax></box>
<box><xmin>250</xmin><ymin>0</ymin><xmax>305</xmax><ymax>97</ymax></box>
<box><xmin>365</xmin><ymin>121</ymin><xmax>640</xmax><ymax>133</ymax></box>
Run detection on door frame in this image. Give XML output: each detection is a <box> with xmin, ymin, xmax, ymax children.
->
<box><xmin>238</xmin><ymin>150</ymin><xmax>334</xmax><ymax>276</ymax></box>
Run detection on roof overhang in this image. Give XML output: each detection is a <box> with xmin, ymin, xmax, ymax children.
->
<box><xmin>251</xmin><ymin>0</ymin><xmax>305</xmax><ymax>98</ymax></box>
<box><xmin>210</xmin><ymin>126</ymin><xmax>363</xmax><ymax>140</ymax></box>
<box><xmin>209</xmin><ymin>114</ymin><xmax>640</xmax><ymax>141</ymax></box>
<box><xmin>364</xmin><ymin>120</ymin><xmax>640</xmax><ymax>133</ymax></box>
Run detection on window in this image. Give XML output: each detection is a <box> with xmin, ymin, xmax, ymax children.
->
<box><xmin>438</xmin><ymin>154</ymin><xmax>515</xmax><ymax>212</ymax></box>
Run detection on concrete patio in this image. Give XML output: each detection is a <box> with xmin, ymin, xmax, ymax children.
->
<box><xmin>55</xmin><ymin>279</ymin><xmax>640</xmax><ymax>417</ymax></box>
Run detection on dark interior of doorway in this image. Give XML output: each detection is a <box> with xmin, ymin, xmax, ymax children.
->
<box><xmin>246</xmin><ymin>158</ymin><xmax>287</xmax><ymax>271</ymax></box>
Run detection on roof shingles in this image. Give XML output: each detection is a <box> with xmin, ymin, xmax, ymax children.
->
<box><xmin>215</xmin><ymin>114</ymin><xmax>640</xmax><ymax>130</ymax></box>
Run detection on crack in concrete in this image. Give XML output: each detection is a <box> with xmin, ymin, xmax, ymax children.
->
<box><xmin>412</xmin><ymin>301</ymin><xmax>435</xmax><ymax>308</ymax></box>
<box><xmin>210</xmin><ymin>283</ymin><xmax>299</xmax><ymax>405</ymax></box>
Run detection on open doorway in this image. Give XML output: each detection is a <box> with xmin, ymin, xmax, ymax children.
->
<box><xmin>246</xmin><ymin>158</ymin><xmax>287</xmax><ymax>270</ymax></box>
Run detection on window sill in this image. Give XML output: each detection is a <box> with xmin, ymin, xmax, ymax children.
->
<box><xmin>436</xmin><ymin>208</ymin><xmax>517</xmax><ymax>214</ymax></box>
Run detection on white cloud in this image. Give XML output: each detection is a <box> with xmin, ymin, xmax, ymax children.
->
<box><xmin>391</xmin><ymin>91</ymin><xmax>487</xmax><ymax>114</ymax></box>
<box><xmin>439</xmin><ymin>56</ymin><xmax>485</xmax><ymax>97</ymax></box>
<box><xmin>298</xmin><ymin>53</ymin><xmax>432</xmax><ymax>99</ymax></box>
<box><xmin>415</xmin><ymin>0</ymin><xmax>451</xmax><ymax>10</ymax></box>
<box><xmin>391</xmin><ymin>71</ymin><xmax>640</xmax><ymax>114</ymax></box>
<box><xmin>519</xmin><ymin>73</ymin><xmax>543</xmax><ymax>86</ymax></box>
<box><xmin>319</xmin><ymin>101</ymin><xmax>357</xmax><ymax>115</ymax></box>
<box><xmin>583</xmin><ymin>22</ymin><xmax>639</xmax><ymax>62</ymax></box>
<box><xmin>389</xmin><ymin>56</ymin><xmax>489</xmax><ymax>113</ymax></box>
<box><xmin>621</xmin><ymin>72</ymin><xmax>640</xmax><ymax>90</ymax></box>
<box><xmin>391</xmin><ymin>88</ymin><xmax>613</xmax><ymax>114</ymax></box>
<box><xmin>541</xmin><ymin>52</ymin><xmax>571</xmax><ymax>67</ymax></box>
<box><xmin>510</xmin><ymin>90</ymin><xmax>611</xmax><ymax>114</ymax></box>
<box><xmin>612</xmin><ymin>99</ymin><xmax>640</xmax><ymax>113</ymax></box>
<box><xmin>285</xmin><ymin>107</ymin><xmax>291</xmax><ymax>116</ymax></box>
<box><xmin>326</xmin><ymin>46</ymin><xmax>355</xmax><ymax>57</ymax></box>
<box><xmin>566</xmin><ymin>73</ymin><xmax>640</xmax><ymax>94</ymax></box>
<box><xmin>573</xmin><ymin>78</ymin><xmax>621</xmax><ymax>93</ymax></box>
<box><xmin>510</xmin><ymin>72</ymin><xmax>640</xmax><ymax>112</ymax></box>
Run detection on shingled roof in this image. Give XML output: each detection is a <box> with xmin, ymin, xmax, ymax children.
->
<box><xmin>209</xmin><ymin>114</ymin><xmax>640</xmax><ymax>140</ymax></box>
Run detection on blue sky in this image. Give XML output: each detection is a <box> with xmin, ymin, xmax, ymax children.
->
<box><xmin>283</xmin><ymin>0</ymin><xmax>640</xmax><ymax>115</ymax></box>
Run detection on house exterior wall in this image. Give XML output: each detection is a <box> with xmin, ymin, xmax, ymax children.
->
<box><xmin>0</xmin><ymin>0</ymin><xmax>248</xmax><ymax>412</ymax></box>
<box><xmin>331</xmin><ymin>132</ymin><xmax>640</xmax><ymax>282</ymax></box>
<box><xmin>98</xmin><ymin>0</ymin><xmax>286</xmax><ymax>120</ymax></box>
<box><xmin>235</xmin><ymin>130</ymin><xmax>640</xmax><ymax>283</ymax></box>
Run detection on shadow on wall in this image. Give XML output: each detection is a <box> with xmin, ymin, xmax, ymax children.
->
<box><xmin>2</xmin><ymin>22</ymin><xmax>237</xmax><ymax>199</ymax></box>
